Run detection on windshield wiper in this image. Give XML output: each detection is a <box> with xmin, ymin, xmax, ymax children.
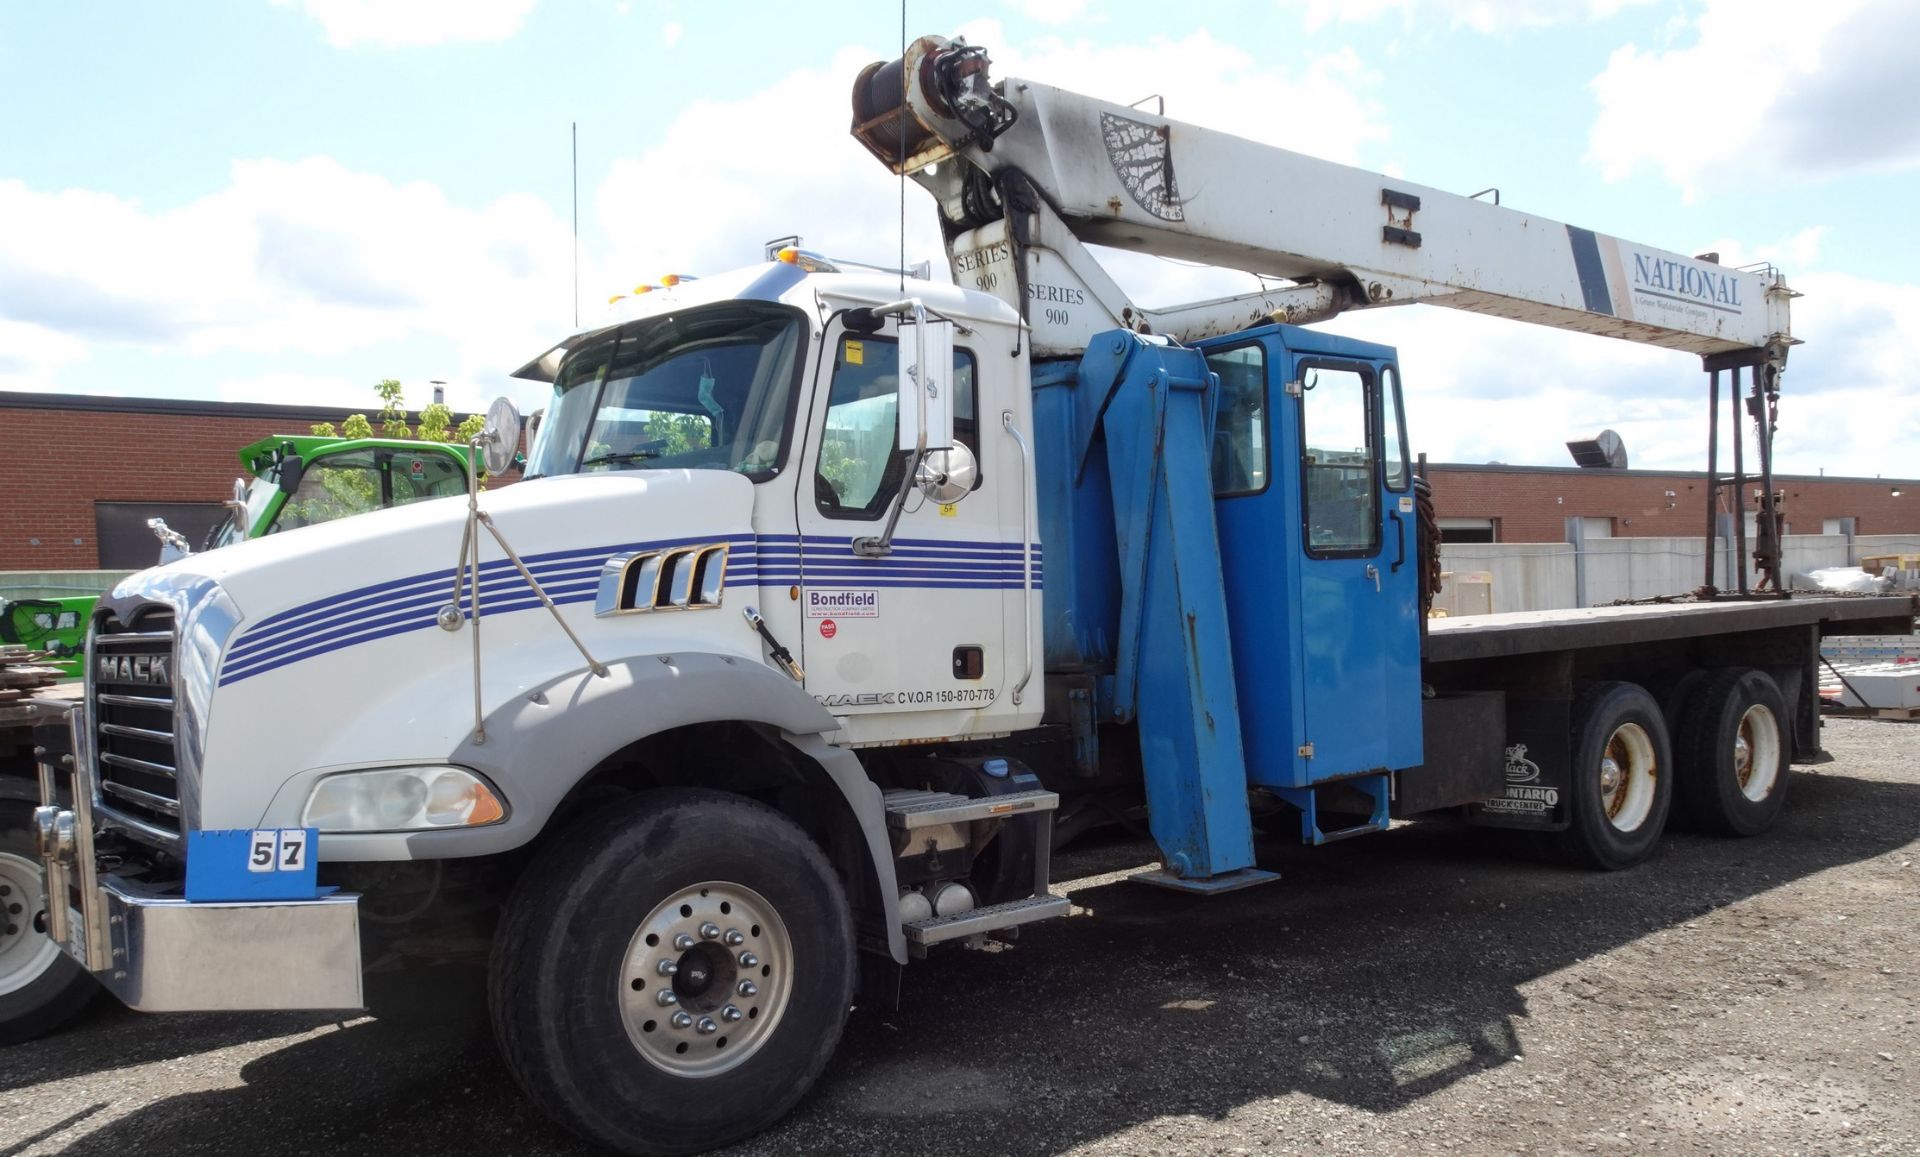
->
<box><xmin>579</xmin><ymin>450</ymin><xmax>662</xmax><ymax>469</ymax></box>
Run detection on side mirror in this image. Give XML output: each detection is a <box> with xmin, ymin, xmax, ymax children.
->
<box><xmin>896</xmin><ymin>315</ymin><xmax>954</xmax><ymax>453</ymax></box>
<box><xmin>224</xmin><ymin>477</ymin><xmax>250</xmax><ymax>518</ymax></box>
<box><xmin>278</xmin><ymin>454</ymin><xmax>307</xmax><ymax>495</ymax></box>
<box><xmin>479</xmin><ymin>396</ymin><xmax>523</xmax><ymax>475</ymax></box>
<box><xmin>916</xmin><ymin>440</ymin><xmax>978</xmax><ymax>505</ymax></box>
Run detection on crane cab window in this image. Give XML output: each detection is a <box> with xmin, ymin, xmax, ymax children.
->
<box><xmin>1382</xmin><ymin>364</ymin><xmax>1410</xmax><ymax>492</ymax></box>
<box><xmin>1207</xmin><ymin>344</ymin><xmax>1268</xmax><ymax>497</ymax></box>
<box><xmin>1298</xmin><ymin>363</ymin><xmax>1379</xmax><ymax>557</ymax></box>
<box><xmin>815</xmin><ymin>335</ymin><xmax>978</xmax><ymax>519</ymax></box>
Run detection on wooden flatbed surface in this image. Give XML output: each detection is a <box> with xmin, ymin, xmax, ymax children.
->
<box><xmin>0</xmin><ymin>681</ymin><xmax>81</xmax><ymax>729</ymax></box>
<box><xmin>1426</xmin><ymin>594</ymin><xmax>1917</xmax><ymax>664</ymax></box>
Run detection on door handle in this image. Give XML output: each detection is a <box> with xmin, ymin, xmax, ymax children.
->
<box><xmin>1365</xmin><ymin>564</ymin><xmax>1380</xmax><ymax>592</ymax></box>
<box><xmin>1389</xmin><ymin>509</ymin><xmax>1406</xmax><ymax>573</ymax></box>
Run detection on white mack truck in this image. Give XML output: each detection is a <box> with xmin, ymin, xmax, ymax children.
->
<box><xmin>14</xmin><ymin>32</ymin><xmax>1914</xmax><ymax>1156</ymax></box>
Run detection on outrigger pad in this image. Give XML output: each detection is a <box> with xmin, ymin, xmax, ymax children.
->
<box><xmin>1129</xmin><ymin>866</ymin><xmax>1281</xmax><ymax>894</ymax></box>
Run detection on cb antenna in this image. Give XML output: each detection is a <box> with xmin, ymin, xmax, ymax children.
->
<box><xmin>898</xmin><ymin>0</ymin><xmax>907</xmax><ymax>294</ymax></box>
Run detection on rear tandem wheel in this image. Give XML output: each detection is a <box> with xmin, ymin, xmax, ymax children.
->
<box><xmin>1552</xmin><ymin>681</ymin><xmax>1674</xmax><ymax>871</ymax></box>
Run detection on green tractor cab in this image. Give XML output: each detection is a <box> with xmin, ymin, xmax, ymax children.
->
<box><xmin>24</xmin><ymin>435</ymin><xmax>476</xmax><ymax>679</ymax></box>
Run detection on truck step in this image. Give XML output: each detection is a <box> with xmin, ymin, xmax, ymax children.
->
<box><xmin>882</xmin><ymin>788</ymin><xmax>1059</xmax><ymax>830</ymax></box>
<box><xmin>903</xmin><ymin>894</ymin><xmax>1071</xmax><ymax>947</ymax></box>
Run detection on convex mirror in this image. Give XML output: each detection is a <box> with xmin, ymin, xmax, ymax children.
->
<box><xmin>916</xmin><ymin>439</ymin><xmax>978</xmax><ymax>505</ymax></box>
<box><xmin>480</xmin><ymin>396</ymin><xmax>523</xmax><ymax>475</ymax></box>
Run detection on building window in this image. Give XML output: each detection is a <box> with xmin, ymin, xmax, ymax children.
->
<box><xmin>1436</xmin><ymin>517</ymin><xmax>1496</xmax><ymax>544</ymax></box>
<box><xmin>95</xmin><ymin>502</ymin><xmax>228</xmax><ymax>569</ymax></box>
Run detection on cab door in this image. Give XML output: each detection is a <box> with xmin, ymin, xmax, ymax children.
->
<box><xmin>1287</xmin><ymin>349</ymin><xmax>1422</xmax><ymax>778</ymax></box>
<box><xmin>791</xmin><ymin>318</ymin><xmax>1013</xmax><ymax>742</ymax></box>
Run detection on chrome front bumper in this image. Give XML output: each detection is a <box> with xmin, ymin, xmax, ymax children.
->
<box><xmin>36</xmin><ymin>711</ymin><xmax>364</xmax><ymax>1013</ymax></box>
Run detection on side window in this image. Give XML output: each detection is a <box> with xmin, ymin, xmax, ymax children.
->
<box><xmin>815</xmin><ymin>335</ymin><xmax>978</xmax><ymax>519</ymax></box>
<box><xmin>1207</xmin><ymin>344</ymin><xmax>1267</xmax><ymax>496</ymax></box>
<box><xmin>1382</xmin><ymin>364</ymin><xmax>1410</xmax><ymax>491</ymax></box>
<box><xmin>274</xmin><ymin>451</ymin><xmax>382</xmax><ymax>533</ymax></box>
<box><xmin>1299</xmin><ymin>363</ymin><xmax>1379</xmax><ymax>556</ymax></box>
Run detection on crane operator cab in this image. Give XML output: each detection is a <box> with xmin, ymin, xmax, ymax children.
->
<box><xmin>1200</xmin><ymin>324</ymin><xmax>1424</xmax><ymax>839</ymax></box>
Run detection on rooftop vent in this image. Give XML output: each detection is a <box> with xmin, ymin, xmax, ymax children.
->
<box><xmin>1567</xmin><ymin>429</ymin><xmax>1628</xmax><ymax>470</ymax></box>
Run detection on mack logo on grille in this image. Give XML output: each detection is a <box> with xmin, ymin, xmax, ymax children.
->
<box><xmin>98</xmin><ymin>653</ymin><xmax>171</xmax><ymax>685</ymax></box>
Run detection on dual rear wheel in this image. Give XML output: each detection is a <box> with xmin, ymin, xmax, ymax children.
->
<box><xmin>1553</xmin><ymin>668</ymin><xmax>1791</xmax><ymax>870</ymax></box>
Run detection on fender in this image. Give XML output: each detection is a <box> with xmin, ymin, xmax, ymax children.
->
<box><xmin>275</xmin><ymin>652</ymin><xmax>907</xmax><ymax>961</ymax></box>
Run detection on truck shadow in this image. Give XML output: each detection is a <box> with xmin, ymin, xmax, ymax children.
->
<box><xmin>31</xmin><ymin>768</ymin><xmax>1920</xmax><ymax>1157</ymax></box>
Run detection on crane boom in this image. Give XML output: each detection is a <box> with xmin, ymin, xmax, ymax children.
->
<box><xmin>852</xmin><ymin>36</ymin><xmax>1794</xmax><ymax>367</ymax></box>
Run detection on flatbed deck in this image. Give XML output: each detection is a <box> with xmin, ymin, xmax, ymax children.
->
<box><xmin>1426</xmin><ymin>595</ymin><xmax>1917</xmax><ymax>664</ymax></box>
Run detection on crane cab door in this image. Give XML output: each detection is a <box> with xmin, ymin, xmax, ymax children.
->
<box><xmin>1201</xmin><ymin>329</ymin><xmax>1422</xmax><ymax>788</ymax></box>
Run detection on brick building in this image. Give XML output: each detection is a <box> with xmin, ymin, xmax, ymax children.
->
<box><xmin>1</xmin><ymin>391</ymin><xmax>1914</xmax><ymax>570</ymax></box>
<box><xmin>1425</xmin><ymin>463</ymin><xmax>1919</xmax><ymax>544</ymax></box>
<box><xmin>0</xmin><ymin>392</ymin><xmax>499</xmax><ymax>571</ymax></box>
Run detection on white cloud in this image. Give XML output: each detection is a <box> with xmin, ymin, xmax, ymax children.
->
<box><xmin>1004</xmin><ymin>0</ymin><xmax>1091</xmax><ymax>27</ymax></box>
<box><xmin>0</xmin><ymin>161</ymin><xmax>576</xmax><ymax>411</ymax></box>
<box><xmin>1588</xmin><ymin>0</ymin><xmax>1920</xmax><ymax>197</ymax></box>
<box><xmin>662</xmin><ymin>20</ymin><xmax>682</xmax><ymax>48</ymax></box>
<box><xmin>0</xmin><ymin>318</ymin><xmax>88</xmax><ymax>391</ymax></box>
<box><xmin>593</xmin><ymin>20</ymin><xmax>1391</xmax><ymax>296</ymax></box>
<box><xmin>1286</xmin><ymin>0</ymin><xmax>1652</xmax><ymax>34</ymax></box>
<box><xmin>276</xmin><ymin>0</ymin><xmax>537</xmax><ymax>48</ymax></box>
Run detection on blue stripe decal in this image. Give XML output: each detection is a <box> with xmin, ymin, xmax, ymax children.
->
<box><xmin>1567</xmin><ymin>225</ymin><xmax>1614</xmax><ymax>316</ymax></box>
<box><xmin>218</xmin><ymin>532</ymin><xmax>1044</xmax><ymax>686</ymax></box>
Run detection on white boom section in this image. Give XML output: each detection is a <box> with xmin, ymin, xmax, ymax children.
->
<box><xmin>857</xmin><ymin>40</ymin><xmax>1793</xmax><ymax>364</ymax></box>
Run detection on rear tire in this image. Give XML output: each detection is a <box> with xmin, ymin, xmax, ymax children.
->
<box><xmin>1675</xmin><ymin>668</ymin><xmax>1790</xmax><ymax>837</ymax></box>
<box><xmin>1552</xmin><ymin>682</ymin><xmax>1673</xmax><ymax>871</ymax></box>
<box><xmin>490</xmin><ymin>789</ymin><xmax>855</xmax><ymax>1156</ymax></box>
<box><xmin>0</xmin><ymin>801</ymin><xmax>98</xmax><ymax>1045</ymax></box>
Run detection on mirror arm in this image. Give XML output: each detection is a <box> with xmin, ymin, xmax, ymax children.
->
<box><xmin>853</xmin><ymin>299</ymin><xmax>930</xmax><ymax>558</ymax></box>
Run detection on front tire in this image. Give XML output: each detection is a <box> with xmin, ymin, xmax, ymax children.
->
<box><xmin>0</xmin><ymin>801</ymin><xmax>98</xmax><ymax>1044</ymax></box>
<box><xmin>1552</xmin><ymin>682</ymin><xmax>1674</xmax><ymax>871</ymax></box>
<box><xmin>1675</xmin><ymin>668</ymin><xmax>1790</xmax><ymax>836</ymax></box>
<box><xmin>490</xmin><ymin>789</ymin><xmax>855</xmax><ymax>1156</ymax></box>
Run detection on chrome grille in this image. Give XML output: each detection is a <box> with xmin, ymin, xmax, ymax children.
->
<box><xmin>91</xmin><ymin>610</ymin><xmax>182</xmax><ymax>842</ymax></box>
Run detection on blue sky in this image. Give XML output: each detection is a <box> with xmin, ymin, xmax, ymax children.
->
<box><xmin>3</xmin><ymin>0</ymin><xmax>1915</xmax><ymax>474</ymax></box>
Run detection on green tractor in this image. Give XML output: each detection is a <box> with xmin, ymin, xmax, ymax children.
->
<box><xmin>2</xmin><ymin>434</ymin><xmax>474</xmax><ymax>678</ymax></box>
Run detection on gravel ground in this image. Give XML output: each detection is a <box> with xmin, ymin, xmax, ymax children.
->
<box><xmin>2</xmin><ymin>715</ymin><xmax>1916</xmax><ymax>1156</ymax></box>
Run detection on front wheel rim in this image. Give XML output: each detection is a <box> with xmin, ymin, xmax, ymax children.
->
<box><xmin>1598</xmin><ymin>722</ymin><xmax>1658</xmax><ymax>833</ymax></box>
<box><xmin>0</xmin><ymin>850</ymin><xmax>60</xmax><ymax>997</ymax></box>
<box><xmin>618</xmin><ymin>880</ymin><xmax>795</xmax><ymax>1078</ymax></box>
<box><xmin>1735</xmin><ymin>703</ymin><xmax>1781</xmax><ymax>802</ymax></box>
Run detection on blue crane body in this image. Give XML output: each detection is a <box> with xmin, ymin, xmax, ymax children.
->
<box><xmin>1033</xmin><ymin>326</ymin><xmax>1423</xmax><ymax>882</ymax></box>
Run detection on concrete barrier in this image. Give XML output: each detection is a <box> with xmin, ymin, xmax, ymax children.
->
<box><xmin>1439</xmin><ymin>532</ymin><xmax>1904</xmax><ymax>614</ymax></box>
<box><xmin>0</xmin><ymin>570</ymin><xmax>133</xmax><ymax>599</ymax></box>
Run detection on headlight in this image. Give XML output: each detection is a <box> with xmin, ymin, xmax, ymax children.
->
<box><xmin>302</xmin><ymin>766</ymin><xmax>507</xmax><ymax>832</ymax></box>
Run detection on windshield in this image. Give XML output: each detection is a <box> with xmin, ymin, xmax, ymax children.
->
<box><xmin>525</xmin><ymin>302</ymin><xmax>806</xmax><ymax>480</ymax></box>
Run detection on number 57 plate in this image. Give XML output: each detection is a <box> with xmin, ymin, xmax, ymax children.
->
<box><xmin>185</xmin><ymin>828</ymin><xmax>321</xmax><ymax>902</ymax></box>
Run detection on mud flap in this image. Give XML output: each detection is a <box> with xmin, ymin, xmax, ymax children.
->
<box><xmin>1466</xmin><ymin>697</ymin><xmax>1571</xmax><ymax>831</ymax></box>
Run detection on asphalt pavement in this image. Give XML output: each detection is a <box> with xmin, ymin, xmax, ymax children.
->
<box><xmin>3</xmin><ymin>716</ymin><xmax>1916</xmax><ymax>1156</ymax></box>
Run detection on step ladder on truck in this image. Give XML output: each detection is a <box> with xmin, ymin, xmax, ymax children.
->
<box><xmin>16</xmin><ymin>30</ymin><xmax>1918</xmax><ymax>1155</ymax></box>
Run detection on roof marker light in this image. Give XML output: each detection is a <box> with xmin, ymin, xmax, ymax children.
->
<box><xmin>776</xmin><ymin>247</ymin><xmax>799</xmax><ymax>264</ymax></box>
